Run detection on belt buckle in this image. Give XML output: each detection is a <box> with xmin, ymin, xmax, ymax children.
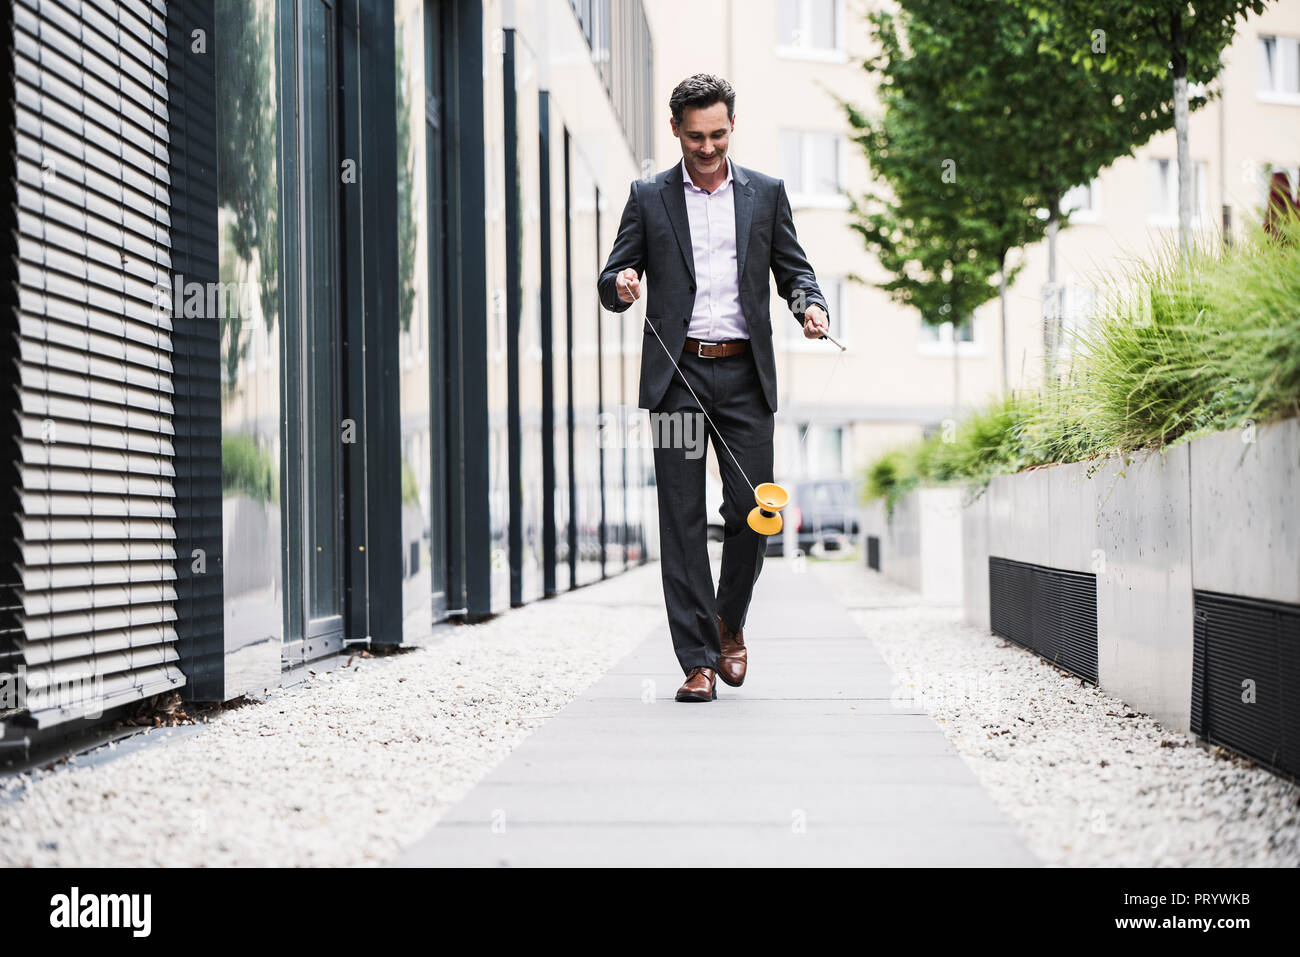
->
<box><xmin>696</xmin><ymin>340</ymin><xmax>717</xmax><ymax>357</ymax></box>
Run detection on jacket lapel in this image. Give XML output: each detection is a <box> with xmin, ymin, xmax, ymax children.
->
<box><xmin>732</xmin><ymin>162</ymin><xmax>753</xmax><ymax>284</ymax></box>
<box><xmin>660</xmin><ymin>163</ymin><xmax>696</xmax><ymax>285</ymax></box>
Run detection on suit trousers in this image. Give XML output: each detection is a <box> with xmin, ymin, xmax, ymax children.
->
<box><xmin>650</xmin><ymin>343</ymin><xmax>775</xmax><ymax>675</ymax></box>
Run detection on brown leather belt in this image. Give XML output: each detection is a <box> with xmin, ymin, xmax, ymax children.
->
<box><xmin>684</xmin><ymin>337</ymin><xmax>747</xmax><ymax>358</ymax></box>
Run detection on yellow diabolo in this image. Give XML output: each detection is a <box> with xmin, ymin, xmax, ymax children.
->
<box><xmin>747</xmin><ymin>481</ymin><xmax>790</xmax><ymax>536</ymax></box>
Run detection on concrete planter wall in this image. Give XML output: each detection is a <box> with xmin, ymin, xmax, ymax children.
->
<box><xmin>961</xmin><ymin>416</ymin><xmax>1299</xmax><ymax>733</ymax></box>
<box><xmin>862</xmin><ymin>486</ymin><xmax>965</xmax><ymax>603</ymax></box>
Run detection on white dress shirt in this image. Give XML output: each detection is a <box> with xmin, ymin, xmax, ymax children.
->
<box><xmin>681</xmin><ymin>156</ymin><xmax>747</xmax><ymax>342</ymax></box>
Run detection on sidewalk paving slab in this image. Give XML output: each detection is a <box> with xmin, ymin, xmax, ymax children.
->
<box><xmin>396</xmin><ymin>559</ymin><xmax>1040</xmax><ymax>867</ymax></box>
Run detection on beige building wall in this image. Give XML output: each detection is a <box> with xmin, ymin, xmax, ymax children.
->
<box><xmin>644</xmin><ymin>0</ymin><xmax>1300</xmax><ymax>485</ymax></box>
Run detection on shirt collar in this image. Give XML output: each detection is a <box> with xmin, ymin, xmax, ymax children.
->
<box><xmin>681</xmin><ymin>155</ymin><xmax>733</xmax><ymax>194</ymax></box>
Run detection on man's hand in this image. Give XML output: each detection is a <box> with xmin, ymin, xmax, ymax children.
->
<box><xmin>802</xmin><ymin>303</ymin><xmax>829</xmax><ymax>339</ymax></box>
<box><xmin>616</xmin><ymin>267</ymin><xmax>641</xmax><ymax>303</ymax></box>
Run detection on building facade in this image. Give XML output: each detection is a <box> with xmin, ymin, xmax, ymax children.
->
<box><xmin>0</xmin><ymin>0</ymin><xmax>655</xmax><ymax>758</ymax></box>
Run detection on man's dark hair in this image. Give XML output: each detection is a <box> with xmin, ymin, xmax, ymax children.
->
<box><xmin>669</xmin><ymin>73</ymin><xmax>735</xmax><ymax>126</ymax></box>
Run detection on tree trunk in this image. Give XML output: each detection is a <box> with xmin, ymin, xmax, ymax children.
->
<box><xmin>998</xmin><ymin>251</ymin><xmax>1009</xmax><ymax>396</ymax></box>
<box><xmin>1044</xmin><ymin>199</ymin><xmax>1059</xmax><ymax>386</ymax></box>
<box><xmin>1174</xmin><ymin>74</ymin><xmax>1192</xmax><ymax>254</ymax></box>
<box><xmin>949</xmin><ymin>283</ymin><xmax>961</xmax><ymax>421</ymax></box>
<box><xmin>952</xmin><ymin>314</ymin><xmax>960</xmax><ymax>422</ymax></box>
<box><xmin>1172</xmin><ymin>14</ymin><xmax>1192</xmax><ymax>254</ymax></box>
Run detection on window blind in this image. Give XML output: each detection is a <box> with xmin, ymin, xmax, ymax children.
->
<box><xmin>6</xmin><ymin>0</ymin><xmax>182</xmax><ymax>728</ymax></box>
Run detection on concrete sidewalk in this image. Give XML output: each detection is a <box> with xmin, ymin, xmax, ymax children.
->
<box><xmin>397</xmin><ymin>558</ymin><xmax>1040</xmax><ymax>866</ymax></box>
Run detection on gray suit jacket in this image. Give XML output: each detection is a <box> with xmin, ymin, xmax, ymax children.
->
<box><xmin>597</xmin><ymin>160</ymin><xmax>829</xmax><ymax>413</ymax></box>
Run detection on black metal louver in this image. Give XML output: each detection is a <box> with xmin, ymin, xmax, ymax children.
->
<box><xmin>989</xmin><ymin>556</ymin><xmax>1098</xmax><ymax>683</ymax></box>
<box><xmin>5</xmin><ymin>0</ymin><xmax>183</xmax><ymax>728</ymax></box>
<box><xmin>1192</xmin><ymin>590</ymin><xmax>1300</xmax><ymax>779</ymax></box>
<box><xmin>1</xmin><ymin>0</ymin><xmax>25</xmax><ymax>741</ymax></box>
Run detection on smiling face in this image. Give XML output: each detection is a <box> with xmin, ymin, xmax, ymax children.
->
<box><xmin>670</xmin><ymin>101</ymin><xmax>734</xmax><ymax>179</ymax></box>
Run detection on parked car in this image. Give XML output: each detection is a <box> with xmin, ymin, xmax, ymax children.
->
<box><xmin>764</xmin><ymin>478</ymin><xmax>862</xmax><ymax>557</ymax></box>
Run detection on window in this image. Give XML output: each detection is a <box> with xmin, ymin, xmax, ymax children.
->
<box><xmin>1058</xmin><ymin>284</ymin><xmax>1096</xmax><ymax>355</ymax></box>
<box><xmin>1258</xmin><ymin>35</ymin><xmax>1300</xmax><ymax>101</ymax></box>
<box><xmin>1148</xmin><ymin>158</ymin><xmax>1208</xmax><ymax>226</ymax></box>
<box><xmin>1062</xmin><ymin>178</ymin><xmax>1102</xmax><ymax>224</ymax></box>
<box><xmin>1258</xmin><ymin>163</ymin><xmax>1299</xmax><ymax>208</ymax></box>
<box><xmin>780</xmin><ymin>130</ymin><xmax>845</xmax><ymax>206</ymax></box>
<box><xmin>214</xmin><ymin>0</ymin><xmax>287</xmax><ymax>674</ymax></box>
<box><xmin>299</xmin><ymin>0</ymin><xmax>346</xmax><ymax>644</ymax></box>
<box><xmin>809</xmin><ymin>426</ymin><xmax>844</xmax><ymax>479</ymax></box>
<box><xmin>782</xmin><ymin>424</ymin><xmax>844</xmax><ymax>479</ymax></box>
<box><xmin>919</xmin><ymin>317</ymin><xmax>973</xmax><ymax>343</ymax></box>
<box><xmin>398</xmin><ymin>281</ymin><xmax>425</xmax><ymax>367</ymax></box>
<box><xmin>777</xmin><ymin>0</ymin><xmax>839</xmax><ymax>55</ymax></box>
<box><xmin>784</xmin><ymin>278</ymin><xmax>844</xmax><ymax>350</ymax></box>
<box><xmin>918</xmin><ymin>314</ymin><xmax>980</xmax><ymax>356</ymax></box>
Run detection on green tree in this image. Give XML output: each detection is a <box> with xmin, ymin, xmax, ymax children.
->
<box><xmin>840</xmin><ymin>94</ymin><xmax>1011</xmax><ymax>408</ymax></box>
<box><xmin>1020</xmin><ymin>0</ymin><xmax>1268</xmax><ymax>253</ymax></box>
<box><xmin>840</xmin><ymin>0</ymin><xmax>1183</xmax><ymax>386</ymax></box>
<box><xmin>841</xmin><ymin>108</ymin><xmax>1011</xmax><ymax>329</ymax></box>
<box><xmin>838</xmin><ymin>2</ymin><xmax>1041</xmax><ymax>396</ymax></box>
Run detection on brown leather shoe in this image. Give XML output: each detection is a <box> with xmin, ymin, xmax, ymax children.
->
<box><xmin>717</xmin><ymin>615</ymin><xmax>747</xmax><ymax>687</ymax></box>
<box><xmin>675</xmin><ymin>666</ymin><xmax>717</xmax><ymax>702</ymax></box>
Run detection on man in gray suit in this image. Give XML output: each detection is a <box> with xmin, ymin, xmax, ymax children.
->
<box><xmin>598</xmin><ymin>74</ymin><xmax>830</xmax><ymax>703</ymax></box>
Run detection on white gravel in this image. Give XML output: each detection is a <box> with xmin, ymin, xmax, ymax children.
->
<box><xmin>0</xmin><ymin>565</ymin><xmax>664</xmax><ymax>867</ymax></box>
<box><xmin>812</xmin><ymin>556</ymin><xmax>1300</xmax><ymax>867</ymax></box>
<box><xmin>7</xmin><ymin>551</ymin><xmax>1296</xmax><ymax>868</ymax></box>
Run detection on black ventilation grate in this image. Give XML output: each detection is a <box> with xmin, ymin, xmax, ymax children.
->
<box><xmin>866</xmin><ymin>535</ymin><xmax>879</xmax><ymax>571</ymax></box>
<box><xmin>989</xmin><ymin>556</ymin><xmax>1098</xmax><ymax>683</ymax></box>
<box><xmin>1192</xmin><ymin>590</ymin><xmax>1299</xmax><ymax>779</ymax></box>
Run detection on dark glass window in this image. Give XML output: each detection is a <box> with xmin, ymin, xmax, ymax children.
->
<box><xmin>299</xmin><ymin>0</ymin><xmax>344</xmax><ymax>636</ymax></box>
